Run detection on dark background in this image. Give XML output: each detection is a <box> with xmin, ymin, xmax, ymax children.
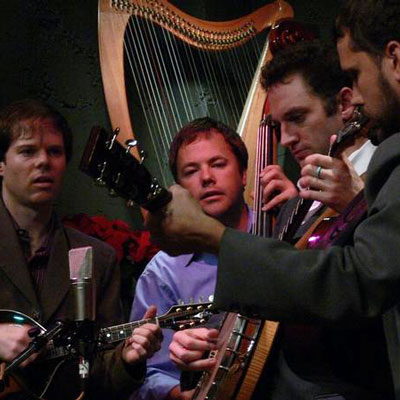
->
<box><xmin>0</xmin><ymin>0</ymin><xmax>339</xmax><ymax>228</ymax></box>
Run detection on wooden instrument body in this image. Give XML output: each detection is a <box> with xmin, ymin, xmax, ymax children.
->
<box><xmin>192</xmin><ymin>314</ymin><xmax>278</xmax><ymax>400</ymax></box>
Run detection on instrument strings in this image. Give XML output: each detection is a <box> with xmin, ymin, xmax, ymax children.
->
<box><xmin>117</xmin><ymin>5</ymin><xmax>264</xmax><ymax>185</ymax></box>
<box><xmin>253</xmin><ymin>116</ymin><xmax>275</xmax><ymax>238</ymax></box>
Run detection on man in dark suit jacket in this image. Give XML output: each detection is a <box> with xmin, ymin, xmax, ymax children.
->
<box><xmin>145</xmin><ymin>1</ymin><xmax>400</xmax><ymax>398</ymax></box>
<box><xmin>0</xmin><ymin>99</ymin><xmax>162</xmax><ymax>399</ymax></box>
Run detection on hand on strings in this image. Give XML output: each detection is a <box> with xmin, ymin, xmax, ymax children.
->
<box><xmin>144</xmin><ymin>185</ymin><xmax>225</xmax><ymax>256</ymax></box>
<box><xmin>169</xmin><ymin>328</ymin><xmax>219</xmax><ymax>371</ymax></box>
<box><xmin>298</xmin><ymin>153</ymin><xmax>364</xmax><ymax>212</ymax></box>
<box><xmin>0</xmin><ymin>323</ymin><xmax>39</xmax><ymax>367</ymax></box>
<box><xmin>259</xmin><ymin>165</ymin><xmax>298</xmax><ymax>211</ymax></box>
<box><xmin>122</xmin><ymin>305</ymin><xmax>163</xmax><ymax>365</ymax></box>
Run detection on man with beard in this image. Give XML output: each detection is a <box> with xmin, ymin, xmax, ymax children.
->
<box><xmin>145</xmin><ymin>0</ymin><xmax>400</xmax><ymax>398</ymax></box>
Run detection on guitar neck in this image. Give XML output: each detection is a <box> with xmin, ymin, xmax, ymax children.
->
<box><xmin>99</xmin><ymin>304</ymin><xmax>212</xmax><ymax>344</ymax></box>
<box><xmin>43</xmin><ymin>317</ymin><xmax>189</xmax><ymax>358</ymax></box>
<box><xmin>99</xmin><ymin>317</ymin><xmax>159</xmax><ymax>344</ymax></box>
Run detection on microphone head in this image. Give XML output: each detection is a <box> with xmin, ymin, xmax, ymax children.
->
<box><xmin>69</xmin><ymin>246</ymin><xmax>93</xmax><ymax>281</ymax></box>
<box><xmin>69</xmin><ymin>246</ymin><xmax>95</xmax><ymax>321</ymax></box>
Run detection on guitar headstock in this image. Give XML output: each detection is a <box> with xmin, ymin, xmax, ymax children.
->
<box><xmin>79</xmin><ymin>126</ymin><xmax>171</xmax><ymax>211</ymax></box>
<box><xmin>329</xmin><ymin>107</ymin><xmax>370</xmax><ymax>157</ymax></box>
<box><xmin>159</xmin><ymin>302</ymin><xmax>217</xmax><ymax>331</ymax></box>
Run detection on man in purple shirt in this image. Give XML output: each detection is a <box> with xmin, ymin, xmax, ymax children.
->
<box><xmin>129</xmin><ymin>117</ymin><xmax>252</xmax><ymax>400</ymax></box>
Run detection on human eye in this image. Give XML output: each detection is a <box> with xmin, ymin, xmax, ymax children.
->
<box><xmin>48</xmin><ymin>146</ymin><xmax>65</xmax><ymax>157</ymax></box>
<box><xmin>182</xmin><ymin>167</ymin><xmax>197</xmax><ymax>177</ymax></box>
<box><xmin>287</xmin><ymin>112</ymin><xmax>306</xmax><ymax>124</ymax></box>
<box><xmin>19</xmin><ymin>146</ymin><xmax>35</xmax><ymax>157</ymax></box>
<box><xmin>212</xmin><ymin>159</ymin><xmax>227</xmax><ymax>168</ymax></box>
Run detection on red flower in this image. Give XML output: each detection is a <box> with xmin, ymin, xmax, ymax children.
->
<box><xmin>127</xmin><ymin>230</ymin><xmax>158</xmax><ymax>263</ymax></box>
<box><xmin>63</xmin><ymin>214</ymin><xmax>159</xmax><ymax>264</ymax></box>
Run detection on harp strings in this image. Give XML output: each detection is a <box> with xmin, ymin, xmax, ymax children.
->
<box><xmin>120</xmin><ymin>6</ymin><xmax>263</xmax><ymax>184</ymax></box>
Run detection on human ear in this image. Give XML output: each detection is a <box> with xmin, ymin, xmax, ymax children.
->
<box><xmin>241</xmin><ymin>169</ymin><xmax>247</xmax><ymax>188</ymax></box>
<box><xmin>0</xmin><ymin>161</ymin><xmax>4</xmax><ymax>177</ymax></box>
<box><xmin>338</xmin><ymin>87</ymin><xmax>354</xmax><ymax>122</ymax></box>
<box><xmin>385</xmin><ymin>41</ymin><xmax>400</xmax><ymax>81</ymax></box>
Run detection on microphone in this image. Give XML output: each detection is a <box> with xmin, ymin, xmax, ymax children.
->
<box><xmin>69</xmin><ymin>246</ymin><xmax>96</xmax><ymax>391</ymax></box>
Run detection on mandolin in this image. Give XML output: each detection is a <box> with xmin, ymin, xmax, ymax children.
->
<box><xmin>0</xmin><ymin>302</ymin><xmax>215</xmax><ymax>399</ymax></box>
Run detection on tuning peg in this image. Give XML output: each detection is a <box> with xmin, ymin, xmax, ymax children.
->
<box><xmin>106</xmin><ymin>128</ymin><xmax>120</xmax><ymax>150</ymax></box>
<box><xmin>95</xmin><ymin>177</ymin><xmax>106</xmax><ymax>186</ymax></box>
<box><xmin>95</xmin><ymin>162</ymin><xmax>107</xmax><ymax>186</ymax></box>
<box><xmin>139</xmin><ymin>149</ymin><xmax>147</xmax><ymax>164</ymax></box>
<box><xmin>125</xmin><ymin>139</ymin><xmax>138</xmax><ymax>154</ymax></box>
<box><xmin>147</xmin><ymin>180</ymin><xmax>164</xmax><ymax>201</ymax></box>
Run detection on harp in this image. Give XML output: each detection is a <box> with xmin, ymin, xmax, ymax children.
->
<box><xmin>98</xmin><ymin>0</ymin><xmax>293</xmax><ymax>196</ymax></box>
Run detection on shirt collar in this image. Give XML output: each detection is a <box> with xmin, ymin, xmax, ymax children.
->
<box><xmin>2</xmin><ymin>198</ymin><xmax>58</xmax><ymax>259</ymax></box>
<box><xmin>347</xmin><ymin>140</ymin><xmax>377</xmax><ymax>176</ymax></box>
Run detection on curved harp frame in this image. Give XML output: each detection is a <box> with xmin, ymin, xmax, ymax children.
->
<box><xmin>98</xmin><ymin>0</ymin><xmax>293</xmax><ymax>185</ymax></box>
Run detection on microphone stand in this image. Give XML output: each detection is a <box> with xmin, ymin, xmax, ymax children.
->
<box><xmin>73</xmin><ymin>319</ymin><xmax>98</xmax><ymax>395</ymax></box>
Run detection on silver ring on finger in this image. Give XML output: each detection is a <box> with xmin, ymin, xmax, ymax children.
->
<box><xmin>315</xmin><ymin>165</ymin><xmax>322</xmax><ymax>179</ymax></box>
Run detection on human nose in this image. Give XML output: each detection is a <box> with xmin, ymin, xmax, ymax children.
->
<box><xmin>200</xmin><ymin>166</ymin><xmax>215</xmax><ymax>186</ymax></box>
<box><xmin>279</xmin><ymin>123</ymin><xmax>297</xmax><ymax>149</ymax></box>
<box><xmin>35</xmin><ymin>149</ymin><xmax>50</xmax><ymax>169</ymax></box>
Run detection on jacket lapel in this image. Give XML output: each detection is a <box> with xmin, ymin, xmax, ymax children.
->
<box><xmin>0</xmin><ymin>201</ymin><xmax>39</xmax><ymax>310</ymax></box>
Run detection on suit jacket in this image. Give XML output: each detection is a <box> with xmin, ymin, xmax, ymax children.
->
<box><xmin>214</xmin><ymin>132</ymin><xmax>400</xmax><ymax>398</ymax></box>
<box><xmin>0</xmin><ymin>201</ymin><xmax>144</xmax><ymax>399</ymax></box>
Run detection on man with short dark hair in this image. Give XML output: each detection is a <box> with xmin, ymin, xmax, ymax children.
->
<box><xmin>260</xmin><ymin>40</ymin><xmax>370</xmax><ymax>216</ymax></box>
<box><xmin>0</xmin><ymin>99</ymin><xmax>162</xmax><ymax>400</ymax></box>
<box><xmin>130</xmin><ymin>117</ymin><xmax>251</xmax><ymax>400</ymax></box>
